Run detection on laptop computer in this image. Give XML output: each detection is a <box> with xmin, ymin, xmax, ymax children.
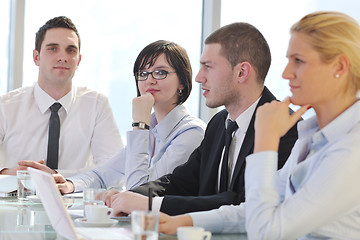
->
<box><xmin>28</xmin><ymin>167</ymin><xmax>132</xmax><ymax>240</ymax></box>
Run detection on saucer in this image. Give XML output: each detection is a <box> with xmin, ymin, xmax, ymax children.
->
<box><xmin>111</xmin><ymin>216</ymin><xmax>131</xmax><ymax>222</ymax></box>
<box><xmin>27</xmin><ymin>195</ymin><xmax>41</xmax><ymax>203</ymax></box>
<box><xmin>74</xmin><ymin>218</ymin><xmax>118</xmax><ymax>227</ymax></box>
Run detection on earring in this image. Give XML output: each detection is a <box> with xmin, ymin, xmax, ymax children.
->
<box><xmin>178</xmin><ymin>89</ymin><xmax>183</xmax><ymax>96</ymax></box>
<box><xmin>335</xmin><ymin>74</ymin><xmax>340</xmax><ymax>78</ymax></box>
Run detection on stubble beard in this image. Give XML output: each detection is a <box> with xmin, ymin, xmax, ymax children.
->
<box><xmin>205</xmin><ymin>94</ymin><xmax>224</xmax><ymax>109</ymax></box>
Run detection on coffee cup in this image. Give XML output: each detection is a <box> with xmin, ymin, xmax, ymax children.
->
<box><xmin>177</xmin><ymin>226</ymin><xmax>212</xmax><ymax>240</ymax></box>
<box><xmin>84</xmin><ymin>205</ymin><xmax>113</xmax><ymax>223</ymax></box>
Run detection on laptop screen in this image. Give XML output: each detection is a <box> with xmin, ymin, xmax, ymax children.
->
<box><xmin>28</xmin><ymin>167</ymin><xmax>79</xmax><ymax>240</ymax></box>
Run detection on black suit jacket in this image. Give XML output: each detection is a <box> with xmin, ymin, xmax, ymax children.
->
<box><xmin>132</xmin><ymin>87</ymin><xmax>299</xmax><ymax>215</ymax></box>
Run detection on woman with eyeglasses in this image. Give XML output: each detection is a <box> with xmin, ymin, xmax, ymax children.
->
<box><xmin>158</xmin><ymin>12</ymin><xmax>360</xmax><ymax>239</ymax></box>
<box><xmin>54</xmin><ymin>40</ymin><xmax>206</xmax><ymax>194</ymax></box>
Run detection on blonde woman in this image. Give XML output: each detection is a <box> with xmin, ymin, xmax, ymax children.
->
<box><xmin>159</xmin><ymin>11</ymin><xmax>360</xmax><ymax>239</ymax></box>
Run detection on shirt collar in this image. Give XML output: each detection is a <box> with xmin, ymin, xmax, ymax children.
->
<box><xmin>298</xmin><ymin>100</ymin><xmax>360</xmax><ymax>144</ymax></box>
<box><xmin>227</xmin><ymin>97</ymin><xmax>260</xmax><ymax>133</ymax></box>
<box><xmin>150</xmin><ymin>104</ymin><xmax>189</xmax><ymax>141</ymax></box>
<box><xmin>34</xmin><ymin>82</ymin><xmax>73</xmax><ymax>114</ymax></box>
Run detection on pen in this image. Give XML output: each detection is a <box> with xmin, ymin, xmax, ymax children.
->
<box><xmin>148</xmin><ymin>187</ymin><xmax>152</xmax><ymax>211</ymax></box>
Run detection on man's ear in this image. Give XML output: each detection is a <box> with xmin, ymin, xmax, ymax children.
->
<box><xmin>33</xmin><ymin>50</ymin><xmax>40</xmax><ymax>66</ymax></box>
<box><xmin>234</xmin><ymin>61</ymin><xmax>251</xmax><ymax>83</ymax></box>
<box><xmin>76</xmin><ymin>54</ymin><xmax>82</xmax><ymax>69</ymax></box>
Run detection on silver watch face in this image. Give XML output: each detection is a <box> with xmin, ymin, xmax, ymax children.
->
<box><xmin>138</xmin><ymin>122</ymin><xmax>146</xmax><ymax>129</ymax></box>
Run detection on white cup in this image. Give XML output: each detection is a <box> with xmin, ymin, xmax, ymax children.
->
<box><xmin>131</xmin><ymin>210</ymin><xmax>159</xmax><ymax>240</ymax></box>
<box><xmin>83</xmin><ymin>188</ymin><xmax>106</xmax><ymax>217</ymax></box>
<box><xmin>177</xmin><ymin>226</ymin><xmax>212</xmax><ymax>240</ymax></box>
<box><xmin>17</xmin><ymin>170</ymin><xmax>36</xmax><ymax>201</ymax></box>
<box><xmin>84</xmin><ymin>205</ymin><xmax>113</xmax><ymax>223</ymax></box>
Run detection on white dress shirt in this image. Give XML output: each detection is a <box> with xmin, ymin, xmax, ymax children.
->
<box><xmin>217</xmin><ymin>98</ymin><xmax>259</xmax><ymax>191</ymax></box>
<box><xmin>190</xmin><ymin>101</ymin><xmax>360</xmax><ymax>240</ymax></box>
<box><xmin>68</xmin><ymin>104</ymin><xmax>206</xmax><ymax>192</ymax></box>
<box><xmin>0</xmin><ymin>83</ymin><xmax>123</xmax><ymax>177</ymax></box>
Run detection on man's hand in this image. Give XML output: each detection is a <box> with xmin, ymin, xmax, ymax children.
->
<box><xmin>110</xmin><ymin>191</ymin><xmax>148</xmax><ymax>216</ymax></box>
<box><xmin>53</xmin><ymin>174</ymin><xmax>75</xmax><ymax>194</ymax></box>
<box><xmin>95</xmin><ymin>188</ymin><xmax>119</xmax><ymax>206</ymax></box>
<box><xmin>18</xmin><ymin>160</ymin><xmax>57</xmax><ymax>174</ymax></box>
<box><xmin>159</xmin><ymin>212</ymin><xmax>194</xmax><ymax>235</ymax></box>
<box><xmin>0</xmin><ymin>165</ymin><xmax>28</xmax><ymax>175</ymax></box>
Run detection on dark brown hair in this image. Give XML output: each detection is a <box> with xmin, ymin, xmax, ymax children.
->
<box><xmin>35</xmin><ymin>16</ymin><xmax>80</xmax><ymax>52</ymax></box>
<box><xmin>133</xmin><ymin>40</ymin><xmax>192</xmax><ymax>105</ymax></box>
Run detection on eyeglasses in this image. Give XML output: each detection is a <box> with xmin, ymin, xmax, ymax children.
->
<box><xmin>135</xmin><ymin>70</ymin><xmax>176</xmax><ymax>81</ymax></box>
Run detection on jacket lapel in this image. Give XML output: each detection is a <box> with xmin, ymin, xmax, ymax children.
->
<box><xmin>206</xmin><ymin>117</ymin><xmax>227</xmax><ymax>193</ymax></box>
<box><xmin>229</xmin><ymin>87</ymin><xmax>276</xmax><ymax>190</ymax></box>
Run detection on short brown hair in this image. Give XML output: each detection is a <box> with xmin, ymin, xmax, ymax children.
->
<box><xmin>205</xmin><ymin>22</ymin><xmax>271</xmax><ymax>84</ymax></box>
<box><xmin>35</xmin><ymin>16</ymin><xmax>80</xmax><ymax>52</ymax></box>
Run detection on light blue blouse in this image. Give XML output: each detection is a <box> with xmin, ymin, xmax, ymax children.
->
<box><xmin>69</xmin><ymin>104</ymin><xmax>206</xmax><ymax>191</ymax></box>
<box><xmin>190</xmin><ymin>101</ymin><xmax>360</xmax><ymax>239</ymax></box>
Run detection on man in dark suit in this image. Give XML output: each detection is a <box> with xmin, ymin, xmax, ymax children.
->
<box><xmin>103</xmin><ymin>22</ymin><xmax>299</xmax><ymax>216</ymax></box>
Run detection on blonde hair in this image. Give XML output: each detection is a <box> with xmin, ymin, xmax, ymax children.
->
<box><xmin>291</xmin><ymin>11</ymin><xmax>360</xmax><ymax>91</ymax></box>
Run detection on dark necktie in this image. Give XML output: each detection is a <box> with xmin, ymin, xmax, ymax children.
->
<box><xmin>219</xmin><ymin>120</ymin><xmax>239</xmax><ymax>192</ymax></box>
<box><xmin>47</xmin><ymin>103</ymin><xmax>62</xmax><ymax>169</ymax></box>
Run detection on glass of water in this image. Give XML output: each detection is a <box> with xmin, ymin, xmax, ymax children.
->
<box><xmin>17</xmin><ymin>170</ymin><xmax>36</xmax><ymax>201</ymax></box>
<box><xmin>131</xmin><ymin>210</ymin><xmax>159</xmax><ymax>240</ymax></box>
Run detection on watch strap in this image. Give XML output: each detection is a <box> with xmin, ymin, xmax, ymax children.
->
<box><xmin>132</xmin><ymin>122</ymin><xmax>150</xmax><ymax>130</ymax></box>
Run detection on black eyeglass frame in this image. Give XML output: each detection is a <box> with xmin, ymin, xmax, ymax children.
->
<box><xmin>135</xmin><ymin>70</ymin><xmax>176</xmax><ymax>81</ymax></box>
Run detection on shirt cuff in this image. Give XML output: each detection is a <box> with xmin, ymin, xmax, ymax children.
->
<box><xmin>189</xmin><ymin>209</ymin><xmax>224</xmax><ymax>233</ymax></box>
<box><xmin>152</xmin><ymin>196</ymin><xmax>163</xmax><ymax>213</ymax></box>
<box><xmin>67</xmin><ymin>177</ymin><xmax>87</xmax><ymax>192</ymax></box>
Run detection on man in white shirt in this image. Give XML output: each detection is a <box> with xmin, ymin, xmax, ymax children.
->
<box><xmin>0</xmin><ymin>16</ymin><xmax>123</xmax><ymax>177</ymax></box>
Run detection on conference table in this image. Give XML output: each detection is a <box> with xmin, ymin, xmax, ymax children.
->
<box><xmin>0</xmin><ymin>196</ymin><xmax>247</xmax><ymax>240</ymax></box>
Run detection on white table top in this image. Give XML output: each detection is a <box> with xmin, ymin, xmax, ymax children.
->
<box><xmin>0</xmin><ymin>197</ymin><xmax>246</xmax><ymax>240</ymax></box>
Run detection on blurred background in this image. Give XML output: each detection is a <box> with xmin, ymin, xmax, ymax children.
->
<box><xmin>2</xmin><ymin>0</ymin><xmax>360</xmax><ymax>142</ymax></box>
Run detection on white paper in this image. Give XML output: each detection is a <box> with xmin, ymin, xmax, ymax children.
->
<box><xmin>0</xmin><ymin>175</ymin><xmax>18</xmax><ymax>193</ymax></box>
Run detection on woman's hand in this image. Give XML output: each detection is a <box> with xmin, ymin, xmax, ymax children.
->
<box><xmin>254</xmin><ymin>98</ymin><xmax>309</xmax><ymax>152</ymax></box>
<box><xmin>159</xmin><ymin>212</ymin><xmax>193</xmax><ymax>235</ymax></box>
<box><xmin>132</xmin><ymin>92</ymin><xmax>155</xmax><ymax>126</ymax></box>
<box><xmin>53</xmin><ymin>174</ymin><xmax>75</xmax><ymax>194</ymax></box>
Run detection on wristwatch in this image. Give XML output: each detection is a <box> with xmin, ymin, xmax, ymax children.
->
<box><xmin>132</xmin><ymin>121</ymin><xmax>150</xmax><ymax>130</ymax></box>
